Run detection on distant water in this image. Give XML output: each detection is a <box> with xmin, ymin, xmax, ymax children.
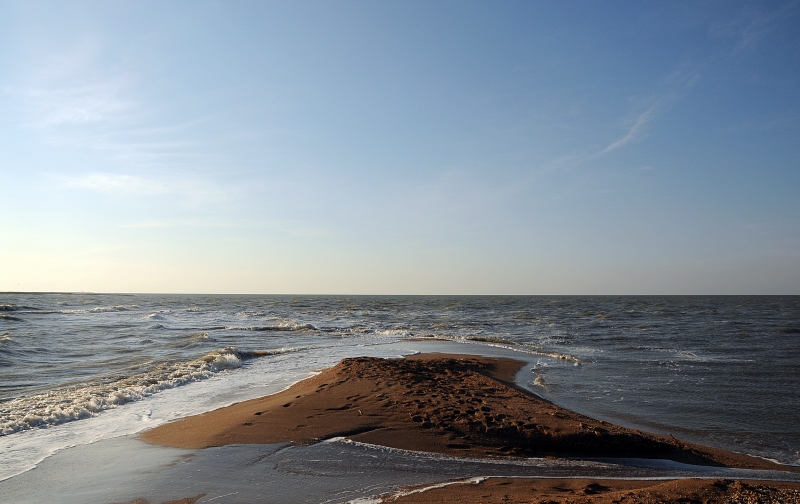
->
<box><xmin>1</xmin><ymin>294</ymin><xmax>798</xmax><ymax>475</ymax></box>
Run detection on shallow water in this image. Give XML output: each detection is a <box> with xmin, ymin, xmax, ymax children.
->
<box><xmin>3</xmin><ymin>435</ymin><xmax>799</xmax><ymax>504</ymax></box>
<box><xmin>0</xmin><ymin>436</ymin><xmax>800</xmax><ymax>504</ymax></box>
<box><xmin>0</xmin><ymin>294</ymin><xmax>798</xmax><ymax>483</ymax></box>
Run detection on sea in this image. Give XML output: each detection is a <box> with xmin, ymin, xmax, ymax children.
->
<box><xmin>1</xmin><ymin>294</ymin><xmax>798</xmax><ymax>502</ymax></box>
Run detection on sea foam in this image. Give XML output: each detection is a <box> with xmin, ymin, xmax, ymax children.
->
<box><xmin>0</xmin><ymin>347</ymin><xmax>299</xmax><ymax>436</ymax></box>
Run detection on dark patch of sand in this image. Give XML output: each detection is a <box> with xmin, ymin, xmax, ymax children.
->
<box><xmin>111</xmin><ymin>494</ymin><xmax>204</xmax><ymax>504</ymax></box>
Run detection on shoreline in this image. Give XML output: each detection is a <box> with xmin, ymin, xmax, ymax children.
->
<box><xmin>135</xmin><ymin>353</ymin><xmax>800</xmax><ymax>503</ymax></box>
<box><xmin>141</xmin><ymin>353</ymin><xmax>797</xmax><ymax>472</ymax></box>
<box><xmin>378</xmin><ymin>477</ymin><xmax>800</xmax><ymax>504</ymax></box>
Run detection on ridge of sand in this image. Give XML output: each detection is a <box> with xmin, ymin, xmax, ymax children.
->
<box><xmin>140</xmin><ymin>354</ymin><xmax>792</xmax><ymax>473</ymax></box>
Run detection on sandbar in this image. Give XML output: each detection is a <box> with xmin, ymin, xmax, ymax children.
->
<box><xmin>138</xmin><ymin>353</ymin><xmax>799</xmax><ymax>503</ymax></box>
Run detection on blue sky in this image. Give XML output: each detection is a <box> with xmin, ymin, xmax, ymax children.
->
<box><xmin>1</xmin><ymin>1</ymin><xmax>799</xmax><ymax>294</ymax></box>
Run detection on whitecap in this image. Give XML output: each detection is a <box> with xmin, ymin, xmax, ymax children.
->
<box><xmin>0</xmin><ymin>346</ymin><xmax>304</xmax><ymax>436</ymax></box>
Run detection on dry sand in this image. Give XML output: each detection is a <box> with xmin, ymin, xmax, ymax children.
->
<box><xmin>385</xmin><ymin>477</ymin><xmax>800</xmax><ymax>504</ymax></box>
<box><xmin>139</xmin><ymin>353</ymin><xmax>799</xmax><ymax>503</ymax></box>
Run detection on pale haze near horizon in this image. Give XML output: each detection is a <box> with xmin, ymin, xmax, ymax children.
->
<box><xmin>1</xmin><ymin>1</ymin><xmax>799</xmax><ymax>295</ymax></box>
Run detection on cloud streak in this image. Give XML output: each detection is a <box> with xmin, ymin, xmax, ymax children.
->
<box><xmin>55</xmin><ymin>171</ymin><xmax>239</xmax><ymax>209</ymax></box>
<box><xmin>709</xmin><ymin>1</ymin><xmax>800</xmax><ymax>57</ymax></box>
<box><xmin>596</xmin><ymin>103</ymin><xmax>659</xmax><ymax>155</ymax></box>
<box><xmin>591</xmin><ymin>68</ymin><xmax>701</xmax><ymax>159</ymax></box>
<box><xmin>2</xmin><ymin>38</ymin><xmax>209</xmax><ymax>172</ymax></box>
<box><xmin>61</xmin><ymin>173</ymin><xmax>171</xmax><ymax>196</ymax></box>
<box><xmin>8</xmin><ymin>79</ymin><xmax>137</xmax><ymax>128</ymax></box>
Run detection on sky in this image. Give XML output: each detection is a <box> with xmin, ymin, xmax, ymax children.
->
<box><xmin>1</xmin><ymin>1</ymin><xmax>799</xmax><ymax>294</ymax></box>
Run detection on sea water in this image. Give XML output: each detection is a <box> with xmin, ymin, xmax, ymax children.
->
<box><xmin>0</xmin><ymin>295</ymin><xmax>798</xmax><ymax>494</ymax></box>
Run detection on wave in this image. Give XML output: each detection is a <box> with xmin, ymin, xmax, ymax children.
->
<box><xmin>463</xmin><ymin>341</ymin><xmax>581</xmax><ymax>365</ymax></box>
<box><xmin>319</xmin><ymin>327</ymin><xmax>415</xmax><ymax>337</ymax></box>
<box><xmin>371</xmin><ymin>332</ymin><xmax>582</xmax><ymax>365</ymax></box>
<box><xmin>235</xmin><ymin>310</ymin><xmax>267</xmax><ymax>317</ymax></box>
<box><xmin>187</xmin><ymin>332</ymin><xmax>213</xmax><ymax>342</ymax></box>
<box><xmin>0</xmin><ymin>315</ymin><xmax>24</xmax><ymax>322</ymax></box>
<box><xmin>146</xmin><ymin>308</ymin><xmax>205</xmax><ymax>319</ymax></box>
<box><xmin>319</xmin><ymin>326</ymin><xmax>376</xmax><ymax>335</ymax></box>
<box><xmin>624</xmin><ymin>345</ymin><xmax>733</xmax><ymax>363</ymax></box>
<box><xmin>374</xmin><ymin>329</ymin><xmax>413</xmax><ymax>336</ymax></box>
<box><xmin>523</xmin><ymin>349</ymin><xmax>581</xmax><ymax>365</ymax></box>
<box><xmin>226</xmin><ymin>323</ymin><xmax>317</xmax><ymax>332</ymax></box>
<box><xmin>0</xmin><ymin>346</ymin><xmax>303</xmax><ymax>436</ymax></box>
<box><xmin>169</xmin><ymin>332</ymin><xmax>216</xmax><ymax>347</ymax></box>
<box><xmin>466</xmin><ymin>336</ymin><xmax>519</xmax><ymax>345</ymax></box>
<box><xmin>0</xmin><ymin>332</ymin><xmax>10</xmax><ymax>343</ymax></box>
<box><xmin>0</xmin><ymin>305</ymin><xmax>39</xmax><ymax>312</ymax></box>
<box><xmin>57</xmin><ymin>305</ymin><xmax>138</xmax><ymax>314</ymax></box>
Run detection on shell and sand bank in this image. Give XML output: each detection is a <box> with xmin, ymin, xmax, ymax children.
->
<box><xmin>134</xmin><ymin>354</ymin><xmax>800</xmax><ymax>503</ymax></box>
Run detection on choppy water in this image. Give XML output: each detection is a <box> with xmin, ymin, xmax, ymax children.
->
<box><xmin>1</xmin><ymin>294</ymin><xmax>798</xmax><ymax>478</ymax></box>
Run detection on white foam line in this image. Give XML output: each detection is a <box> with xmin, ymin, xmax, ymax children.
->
<box><xmin>346</xmin><ymin>477</ymin><xmax>487</xmax><ymax>503</ymax></box>
<box><xmin>0</xmin><ymin>342</ymin><xmax>421</xmax><ymax>483</ymax></box>
<box><xmin>327</xmin><ymin>438</ymin><xmax>618</xmax><ymax>469</ymax></box>
<box><xmin>418</xmin><ymin>336</ymin><xmax>582</xmax><ymax>365</ymax></box>
<box><xmin>206</xmin><ymin>491</ymin><xmax>239</xmax><ymax>501</ymax></box>
<box><xmin>389</xmin><ymin>476</ymin><xmax>487</xmax><ymax>499</ymax></box>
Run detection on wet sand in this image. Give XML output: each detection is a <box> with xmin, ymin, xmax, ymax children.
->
<box><xmin>113</xmin><ymin>497</ymin><xmax>205</xmax><ymax>504</ymax></box>
<box><xmin>140</xmin><ymin>353</ymin><xmax>799</xmax><ymax>503</ymax></box>
<box><xmin>112</xmin><ymin>480</ymin><xmax>800</xmax><ymax>504</ymax></box>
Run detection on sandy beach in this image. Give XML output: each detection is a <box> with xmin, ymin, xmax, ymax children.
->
<box><xmin>383</xmin><ymin>477</ymin><xmax>800</xmax><ymax>503</ymax></box>
<box><xmin>137</xmin><ymin>353</ymin><xmax>800</xmax><ymax>503</ymax></box>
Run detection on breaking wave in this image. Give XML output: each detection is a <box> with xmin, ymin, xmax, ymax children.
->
<box><xmin>57</xmin><ymin>305</ymin><xmax>139</xmax><ymax>314</ymax></box>
<box><xmin>187</xmin><ymin>332</ymin><xmax>213</xmax><ymax>342</ymax></box>
<box><xmin>0</xmin><ymin>305</ymin><xmax>39</xmax><ymax>312</ymax></box>
<box><xmin>466</xmin><ymin>336</ymin><xmax>519</xmax><ymax>345</ymax></box>
<box><xmin>226</xmin><ymin>323</ymin><xmax>317</xmax><ymax>332</ymax></box>
<box><xmin>521</xmin><ymin>347</ymin><xmax>581</xmax><ymax>365</ymax></box>
<box><xmin>0</xmin><ymin>346</ymin><xmax>302</xmax><ymax>436</ymax></box>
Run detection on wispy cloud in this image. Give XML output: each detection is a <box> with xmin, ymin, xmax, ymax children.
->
<box><xmin>593</xmin><ymin>68</ymin><xmax>700</xmax><ymax>158</ymax></box>
<box><xmin>596</xmin><ymin>103</ymin><xmax>659</xmax><ymax>155</ymax></box>
<box><xmin>3</xmin><ymin>37</ymin><xmax>139</xmax><ymax>128</ymax></box>
<box><xmin>121</xmin><ymin>217</ymin><xmax>333</xmax><ymax>238</ymax></box>
<box><xmin>55</xmin><ymin>171</ymin><xmax>239</xmax><ymax>209</ymax></box>
<box><xmin>709</xmin><ymin>1</ymin><xmax>800</xmax><ymax>56</ymax></box>
<box><xmin>8</xmin><ymin>79</ymin><xmax>137</xmax><ymax>127</ymax></box>
<box><xmin>121</xmin><ymin>219</ymin><xmax>247</xmax><ymax>229</ymax></box>
<box><xmin>3</xmin><ymin>38</ymin><xmax>213</xmax><ymax>173</ymax></box>
<box><xmin>595</xmin><ymin>3</ymin><xmax>794</xmax><ymax>161</ymax></box>
<box><xmin>520</xmin><ymin>67</ymin><xmax>701</xmax><ymax>192</ymax></box>
<box><xmin>61</xmin><ymin>173</ymin><xmax>171</xmax><ymax>196</ymax></box>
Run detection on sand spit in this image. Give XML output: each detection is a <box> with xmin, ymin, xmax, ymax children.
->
<box><xmin>141</xmin><ymin>354</ymin><xmax>790</xmax><ymax>472</ymax></box>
